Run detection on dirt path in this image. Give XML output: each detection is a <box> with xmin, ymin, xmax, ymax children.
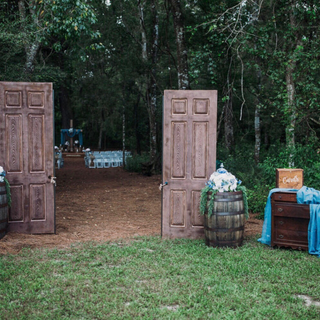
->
<box><xmin>0</xmin><ymin>157</ymin><xmax>263</xmax><ymax>254</ymax></box>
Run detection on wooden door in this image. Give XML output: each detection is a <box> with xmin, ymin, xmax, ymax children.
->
<box><xmin>162</xmin><ymin>90</ymin><xmax>217</xmax><ymax>239</ymax></box>
<box><xmin>0</xmin><ymin>82</ymin><xmax>55</xmax><ymax>234</ymax></box>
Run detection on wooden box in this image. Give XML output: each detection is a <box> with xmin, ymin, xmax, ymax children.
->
<box><xmin>276</xmin><ymin>169</ymin><xmax>303</xmax><ymax>189</ymax></box>
<box><xmin>271</xmin><ymin>191</ymin><xmax>309</xmax><ymax>251</ymax></box>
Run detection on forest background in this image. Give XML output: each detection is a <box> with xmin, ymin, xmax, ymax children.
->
<box><xmin>1</xmin><ymin>0</ymin><xmax>320</xmax><ymax>216</ymax></box>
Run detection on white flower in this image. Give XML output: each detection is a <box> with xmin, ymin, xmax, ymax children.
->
<box><xmin>0</xmin><ymin>177</ymin><xmax>3</xmax><ymax>183</ymax></box>
<box><xmin>207</xmin><ymin>164</ymin><xmax>240</xmax><ymax>192</ymax></box>
<box><xmin>0</xmin><ymin>166</ymin><xmax>3</xmax><ymax>175</ymax></box>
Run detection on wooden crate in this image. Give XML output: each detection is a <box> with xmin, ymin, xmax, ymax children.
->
<box><xmin>276</xmin><ymin>169</ymin><xmax>303</xmax><ymax>189</ymax></box>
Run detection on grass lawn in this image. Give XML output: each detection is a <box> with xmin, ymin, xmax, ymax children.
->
<box><xmin>0</xmin><ymin>236</ymin><xmax>319</xmax><ymax>319</ymax></box>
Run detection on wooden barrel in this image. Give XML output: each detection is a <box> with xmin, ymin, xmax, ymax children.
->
<box><xmin>0</xmin><ymin>182</ymin><xmax>8</xmax><ymax>240</ymax></box>
<box><xmin>204</xmin><ymin>191</ymin><xmax>245</xmax><ymax>248</ymax></box>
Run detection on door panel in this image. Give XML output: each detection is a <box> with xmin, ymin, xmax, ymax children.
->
<box><xmin>162</xmin><ymin>90</ymin><xmax>217</xmax><ymax>239</ymax></box>
<box><xmin>0</xmin><ymin>82</ymin><xmax>55</xmax><ymax>234</ymax></box>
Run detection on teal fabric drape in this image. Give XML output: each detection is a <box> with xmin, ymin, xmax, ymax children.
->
<box><xmin>258</xmin><ymin>186</ymin><xmax>320</xmax><ymax>257</ymax></box>
<box><xmin>297</xmin><ymin>186</ymin><xmax>320</xmax><ymax>257</ymax></box>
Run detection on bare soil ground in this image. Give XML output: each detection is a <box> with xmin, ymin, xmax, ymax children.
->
<box><xmin>0</xmin><ymin>157</ymin><xmax>263</xmax><ymax>254</ymax></box>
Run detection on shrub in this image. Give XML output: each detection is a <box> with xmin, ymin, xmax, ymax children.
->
<box><xmin>217</xmin><ymin>143</ymin><xmax>320</xmax><ymax>218</ymax></box>
<box><xmin>246</xmin><ymin>185</ymin><xmax>271</xmax><ymax>219</ymax></box>
<box><xmin>125</xmin><ymin>153</ymin><xmax>150</xmax><ymax>173</ymax></box>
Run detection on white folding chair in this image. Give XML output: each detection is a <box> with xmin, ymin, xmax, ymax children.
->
<box><xmin>94</xmin><ymin>152</ymin><xmax>104</xmax><ymax>168</ymax></box>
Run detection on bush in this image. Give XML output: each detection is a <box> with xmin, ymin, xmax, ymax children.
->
<box><xmin>125</xmin><ymin>153</ymin><xmax>150</xmax><ymax>173</ymax></box>
<box><xmin>258</xmin><ymin>144</ymin><xmax>320</xmax><ymax>189</ymax></box>
<box><xmin>217</xmin><ymin>143</ymin><xmax>320</xmax><ymax>218</ymax></box>
<box><xmin>304</xmin><ymin>162</ymin><xmax>320</xmax><ymax>190</ymax></box>
<box><xmin>246</xmin><ymin>185</ymin><xmax>271</xmax><ymax>219</ymax></box>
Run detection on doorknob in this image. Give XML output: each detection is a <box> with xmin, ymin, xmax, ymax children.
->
<box><xmin>159</xmin><ymin>182</ymin><xmax>168</xmax><ymax>190</ymax></box>
<box><xmin>48</xmin><ymin>175</ymin><xmax>56</xmax><ymax>186</ymax></box>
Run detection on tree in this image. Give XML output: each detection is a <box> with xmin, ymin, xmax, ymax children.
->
<box><xmin>257</xmin><ymin>0</ymin><xmax>320</xmax><ymax>153</ymax></box>
<box><xmin>15</xmin><ymin>0</ymin><xmax>99</xmax><ymax>77</ymax></box>
<box><xmin>168</xmin><ymin>0</ymin><xmax>190</xmax><ymax>89</ymax></box>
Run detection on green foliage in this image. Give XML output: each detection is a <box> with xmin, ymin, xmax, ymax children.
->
<box><xmin>246</xmin><ymin>185</ymin><xmax>271</xmax><ymax>219</ymax></box>
<box><xmin>199</xmin><ymin>186</ymin><xmax>217</xmax><ymax>216</ymax></box>
<box><xmin>1</xmin><ymin>0</ymin><xmax>320</xmax><ymax>180</ymax></box>
<box><xmin>200</xmin><ymin>186</ymin><xmax>248</xmax><ymax>219</ymax></box>
<box><xmin>217</xmin><ymin>147</ymin><xmax>268</xmax><ymax>217</ymax></box>
<box><xmin>258</xmin><ymin>144</ymin><xmax>320</xmax><ymax>189</ymax></box>
<box><xmin>125</xmin><ymin>153</ymin><xmax>150</xmax><ymax>173</ymax></box>
<box><xmin>220</xmin><ymin>143</ymin><xmax>320</xmax><ymax>219</ymax></box>
<box><xmin>4</xmin><ymin>178</ymin><xmax>11</xmax><ymax>208</ymax></box>
<box><xmin>27</xmin><ymin>0</ymin><xmax>99</xmax><ymax>44</ymax></box>
<box><xmin>237</xmin><ymin>185</ymin><xmax>249</xmax><ymax>219</ymax></box>
<box><xmin>218</xmin><ymin>148</ymin><xmax>257</xmax><ymax>189</ymax></box>
<box><xmin>305</xmin><ymin>162</ymin><xmax>320</xmax><ymax>191</ymax></box>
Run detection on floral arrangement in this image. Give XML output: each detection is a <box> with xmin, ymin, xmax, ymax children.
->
<box><xmin>207</xmin><ymin>164</ymin><xmax>241</xmax><ymax>192</ymax></box>
<box><xmin>0</xmin><ymin>166</ymin><xmax>11</xmax><ymax>207</ymax></box>
<box><xmin>200</xmin><ymin>164</ymin><xmax>248</xmax><ymax>218</ymax></box>
<box><xmin>0</xmin><ymin>166</ymin><xmax>6</xmax><ymax>183</ymax></box>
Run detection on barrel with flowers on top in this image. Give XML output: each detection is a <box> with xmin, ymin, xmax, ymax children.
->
<box><xmin>0</xmin><ymin>166</ymin><xmax>11</xmax><ymax>239</ymax></box>
<box><xmin>200</xmin><ymin>164</ymin><xmax>248</xmax><ymax>248</ymax></box>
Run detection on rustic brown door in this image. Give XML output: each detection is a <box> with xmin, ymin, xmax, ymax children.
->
<box><xmin>0</xmin><ymin>82</ymin><xmax>55</xmax><ymax>234</ymax></box>
<box><xmin>162</xmin><ymin>90</ymin><xmax>217</xmax><ymax>239</ymax></box>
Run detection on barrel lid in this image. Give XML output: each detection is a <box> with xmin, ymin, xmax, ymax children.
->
<box><xmin>216</xmin><ymin>163</ymin><xmax>227</xmax><ymax>174</ymax></box>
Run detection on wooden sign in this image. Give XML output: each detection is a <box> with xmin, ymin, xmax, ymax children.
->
<box><xmin>276</xmin><ymin>169</ymin><xmax>303</xmax><ymax>189</ymax></box>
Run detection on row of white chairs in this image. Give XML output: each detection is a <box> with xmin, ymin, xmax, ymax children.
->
<box><xmin>84</xmin><ymin>151</ymin><xmax>131</xmax><ymax>169</ymax></box>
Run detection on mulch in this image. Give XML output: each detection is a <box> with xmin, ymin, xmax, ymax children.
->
<box><xmin>0</xmin><ymin>157</ymin><xmax>263</xmax><ymax>254</ymax></box>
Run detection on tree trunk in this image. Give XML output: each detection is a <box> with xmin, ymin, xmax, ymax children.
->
<box><xmin>138</xmin><ymin>0</ymin><xmax>148</xmax><ymax>61</ymax></box>
<box><xmin>254</xmin><ymin>106</ymin><xmax>261</xmax><ymax>164</ymax></box>
<box><xmin>134</xmin><ymin>94</ymin><xmax>141</xmax><ymax>155</ymax></box>
<box><xmin>25</xmin><ymin>42</ymin><xmax>40</xmax><ymax>75</ymax></box>
<box><xmin>58</xmin><ymin>85</ymin><xmax>73</xmax><ymax>130</ymax></box>
<box><xmin>122</xmin><ymin>84</ymin><xmax>126</xmax><ymax>168</ymax></box>
<box><xmin>149</xmin><ymin>0</ymin><xmax>159</xmax><ymax>164</ymax></box>
<box><xmin>169</xmin><ymin>0</ymin><xmax>190</xmax><ymax>89</ymax></box>
<box><xmin>224</xmin><ymin>90</ymin><xmax>234</xmax><ymax>151</ymax></box>
<box><xmin>18</xmin><ymin>0</ymin><xmax>40</xmax><ymax>77</ymax></box>
<box><xmin>98</xmin><ymin>121</ymin><xmax>103</xmax><ymax>150</ymax></box>
<box><xmin>285</xmin><ymin>62</ymin><xmax>296</xmax><ymax>150</ymax></box>
<box><xmin>285</xmin><ymin>0</ymin><xmax>302</xmax><ymax>166</ymax></box>
<box><xmin>138</xmin><ymin>0</ymin><xmax>159</xmax><ymax>174</ymax></box>
<box><xmin>254</xmin><ymin>63</ymin><xmax>262</xmax><ymax>164</ymax></box>
<box><xmin>122</xmin><ymin>102</ymin><xmax>126</xmax><ymax>168</ymax></box>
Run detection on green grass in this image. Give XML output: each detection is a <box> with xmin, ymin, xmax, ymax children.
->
<box><xmin>0</xmin><ymin>236</ymin><xmax>320</xmax><ymax>319</ymax></box>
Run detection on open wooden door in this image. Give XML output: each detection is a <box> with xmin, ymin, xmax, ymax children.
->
<box><xmin>162</xmin><ymin>90</ymin><xmax>217</xmax><ymax>239</ymax></box>
<box><xmin>0</xmin><ymin>82</ymin><xmax>55</xmax><ymax>234</ymax></box>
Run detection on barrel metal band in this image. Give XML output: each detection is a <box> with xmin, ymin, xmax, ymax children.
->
<box><xmin>205</xmin><ymin>225</ymin><xmax>244</xmax><ymax>232</ymax></box>
<box><xmin>0</xmin><ymin>203</ymin><xmax>8</xmax><ymax>208</ymax></box>
<box><xmin>208</xmin><ymin>210</ymin><xmax>244</xmax><ymax>216</ymax></box>
<box><xmin>0</xmin><ymin>218</ymin><xmax>7</xmax><ymax>224</ymax></box>
<box><xmin>213</xmin><ymin>198</ymin><xmax>243</xmax><ymax>202</ymax></box>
